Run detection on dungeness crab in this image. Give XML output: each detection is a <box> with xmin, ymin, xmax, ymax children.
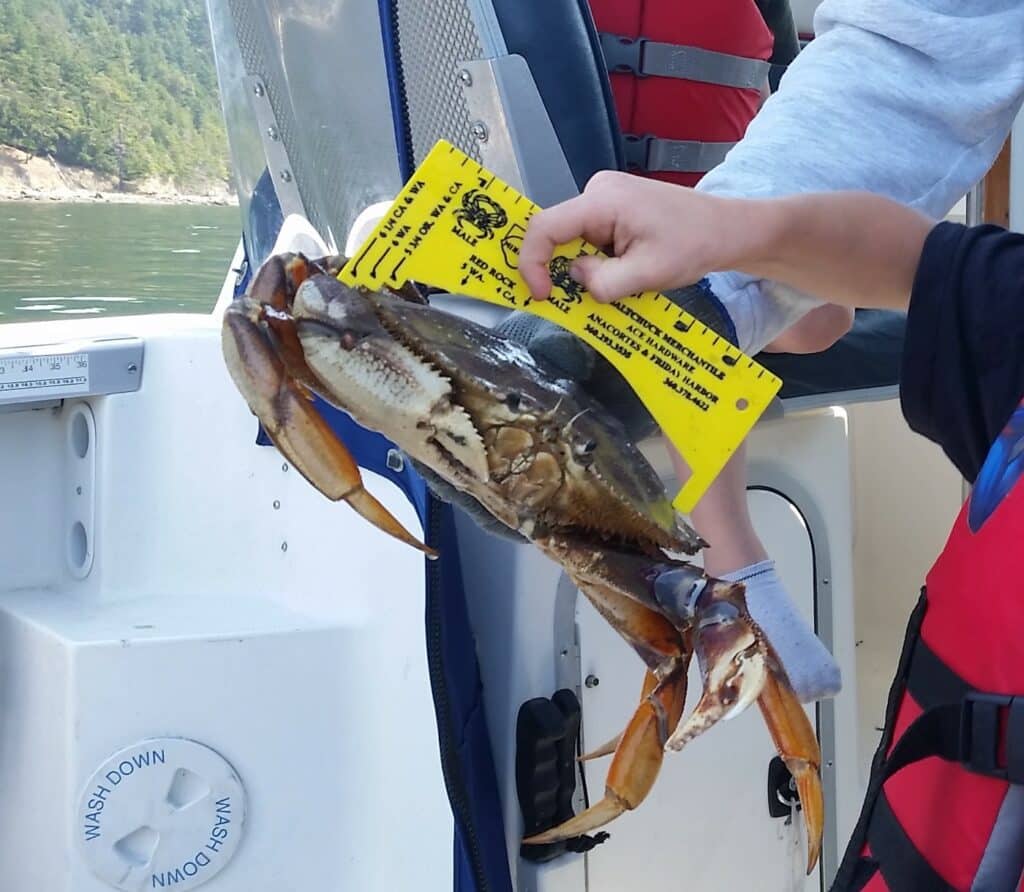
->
<box><xmin>221</xmin><ymin>252</ymin><xmax>824</xmax><ymax>872</ymax></box>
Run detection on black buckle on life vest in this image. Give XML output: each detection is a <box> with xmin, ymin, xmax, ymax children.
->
<box><xmin>599</xmin><ymin>33</ymin><xmax>649</xmax><ymax>78</ymax></box>
<box><xmin>959</xmin><ymin>692</ymin><xmax>1024</xmax><ymax>784</ymax></box>
<box><xmin>622</xmin><ymin>134</ymin><xmax>653</xmax><ymax>170</ymax></box>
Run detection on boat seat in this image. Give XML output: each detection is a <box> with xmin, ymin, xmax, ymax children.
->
<box><xmin>490</xmin><ymin>0</ymin><xmax>623</xmax><ymax>189</ymax></box>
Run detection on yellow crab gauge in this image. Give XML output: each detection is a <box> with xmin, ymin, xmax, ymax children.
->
<box><xmin>339</xmin><ymin>140</ymin><xmax>782</xmax><ymax>513</ymax></box>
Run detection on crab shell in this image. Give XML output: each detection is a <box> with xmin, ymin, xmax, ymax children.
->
<box><xmin>282</xmin><ymin>265</ymin><xmax>705</xmax><ymax>556</ymax></box>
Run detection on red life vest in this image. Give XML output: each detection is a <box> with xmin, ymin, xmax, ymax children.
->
<box><xmin>832</xmin><ymin>403</ymin><xmax>1024</xmax><ymax>891</ymax></box>
<box><xmin>588</xmin><ymin>0</ymin><xmax>774</xmax><ymax>187</ymax></box>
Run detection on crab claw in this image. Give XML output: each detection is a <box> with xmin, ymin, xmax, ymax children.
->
<box><xmin>222</xmin><ymin>298</ymin><xmax>437</xmax><ymax>559</ymax></box>
<box><xmin>661</xmin><ymin>577</ymin><xmax>822</xmax><ymax>874</ymax></box>
<box><xmin>662</xmin><ymin>578</ymin><xmax>768</xmax><ymax>748</ymax></box>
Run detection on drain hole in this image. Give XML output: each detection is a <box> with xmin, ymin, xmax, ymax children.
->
<box><xmin>69</xmin><ymin>522</ymin><xmax>88</xmax><ymax>570</ymax></box>
<box><xmin>70</xmin><ymin>410</ymin><xmax>90</xmax><ymax>459</ymax></box>
<box><xmin>114</xmin><ymin>826</ymin><xmax>160</xmax><ymax>866</ymax></box>
<box><xmin>166</xmin><ymin>768</ymin><xmax>211</xmax><ymax>810</ymax></box>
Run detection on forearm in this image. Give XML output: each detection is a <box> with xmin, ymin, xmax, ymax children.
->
<box><xmin>722</xmin><ymin>191</ymin><xmax>934</xmax><ymax>311</ymax></box>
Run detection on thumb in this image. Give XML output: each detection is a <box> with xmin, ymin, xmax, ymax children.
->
<box><xmin>570</xmin><ymin>253</ymin><xmax>652</xmax><ymax>303</ymax></box>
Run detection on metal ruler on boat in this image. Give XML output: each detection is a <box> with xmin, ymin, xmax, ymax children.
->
<box><xmin>0</xmin><ymin>351</ymin><xmax>90</xmax><ymax>401</ymax></box>
<box><xmin>0</xmin><ymin>339</ymin><xmax>143</xmax><ymax>408</ymax></box>
<box><xmin>339</xmin><ymin>140</ymin><xmax>781</xmax><ymax>513</ymax></box>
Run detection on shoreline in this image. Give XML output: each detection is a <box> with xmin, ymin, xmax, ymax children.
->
<box><xmin>0</xmin><ymin>144</ymin><xmax>237</xmax><ymax>207</ymax></box>
<box><xmin>0</xmin><ymin>189</ymin><xmax>238</xmax><ymax>207</ymax></box>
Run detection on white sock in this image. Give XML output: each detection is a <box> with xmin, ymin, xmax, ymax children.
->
<box><xmin>721</xmin><ymin>559</ymin><xmax>842</xmax><ymax>703</ymax></box>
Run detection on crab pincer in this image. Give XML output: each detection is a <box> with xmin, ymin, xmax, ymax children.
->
<box><xmin>657</xmin><ymin>571</ymin><xmax>824</xmax><ymax>874</ymax></box>
<box><xmin>221</xmin><ymin>255</ymin><xmax>437</xmax><ymax>558</ymax></box>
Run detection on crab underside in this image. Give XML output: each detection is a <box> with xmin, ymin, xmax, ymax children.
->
<box><xmin>221</xmin><ymin>252</ymin><xmax>824</xmax><ymax>873</ymax></box>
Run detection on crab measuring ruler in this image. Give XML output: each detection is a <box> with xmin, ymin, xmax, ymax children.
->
<box><xmin>0</xmin><ymin>350</ymin><xmax>90</xmax><ymax>403</ymax></box>
<box><xmin>339</xmin><ymin>140</ymin><xmax>781</xmax><ymax>512</ymax></box>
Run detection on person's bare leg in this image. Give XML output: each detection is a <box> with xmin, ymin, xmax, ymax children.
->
<box><xmin>679</xmin><ymin>443</ymin><xmax>767</xmax><ymax>576</ymax></box>
<box><xmin>761</xmin><ymin>304</ymin><xmax>854</xmax><ymax>355</ymax></box>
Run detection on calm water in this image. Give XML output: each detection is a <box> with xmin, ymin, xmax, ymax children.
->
<box><xmin>0</xmin><ymin>202</ymin><xmax>241</xmax><ymax>323</ymax></box>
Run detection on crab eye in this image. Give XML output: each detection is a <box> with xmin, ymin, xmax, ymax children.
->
<box><xmin>571</xmin><ymin>438</ymin><xmax>597</xmax><ymax>466</ymax></box>
<box><xmin>505</xmin><ymin>392</ymin><xmax>522</xmax><ymax>411</ymax></box>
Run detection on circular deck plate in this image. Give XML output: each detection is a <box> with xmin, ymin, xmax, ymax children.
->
<box><xmin>77</xmin><ymin>738</ymin><xmax>246</xmax><ymax>891</ymax></box>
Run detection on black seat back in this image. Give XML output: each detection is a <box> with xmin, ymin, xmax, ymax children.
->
<box><xmin>491</xmin><ymin>0</ymin><xmax>623</xmax><ymax>190</ymax></box>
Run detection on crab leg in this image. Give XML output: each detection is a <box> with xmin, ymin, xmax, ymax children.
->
<box><xmin>524</xmin><ymin>657</ymin><xmax>689</xmax><ymax>844</ymax></box>
<box><xmin>521</xmin><ymin>549</ymin><xmax>692</xmax><ymax>843</ymax></box>
<box><xmin>222</xmin><ymin>302</ymin><xmax>437</xmax><ymax>559</ymax></box>
<box><xmin>758</xmin><ymin>671</ymin><xmax>824</xmax><ymax>874</ymax></box>
<box><xmin>578</xmin><ymin>735</ymin><xmax>621</xmax><ymax>763</ymax></box>
<box><xmin>578</xmin><ymin>671</ymin><xmax>658</xmax><ymax>763</ymax></box>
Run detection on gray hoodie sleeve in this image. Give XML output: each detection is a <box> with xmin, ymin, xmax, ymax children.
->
<box><xmin>696</xmin><ymin>0</ymin><xmax>1024</xmax><ymax>353</ymax></box>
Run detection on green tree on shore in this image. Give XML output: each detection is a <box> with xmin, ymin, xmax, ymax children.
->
<box><xmin>0</xmin><ymin>0</ymin><xmax>229</xmax><ymax>187</ymax></box>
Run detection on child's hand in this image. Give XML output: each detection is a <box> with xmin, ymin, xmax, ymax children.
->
<box><xmin>519</xmin><ymin>172</ymin><xmax>740</xmax><ymax>303</ymax></box>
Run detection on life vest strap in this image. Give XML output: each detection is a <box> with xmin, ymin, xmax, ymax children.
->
<box><xmin>858</xmin><ymin>791</ymin><xmax>959</xmax><ymax>892</ymax></box>
<box><xmin>880</xmin><ymin>636</ymin><xmax>1024</xmax><ymax>786</ymax></box>
<box><xmin>622</xmin><ymin>134</ymin><xmax>737</xmax><ymax>174</ymax></box>
<box><xmin>598</xmin><ymin>32</ymin><xmax>771</xmax><ymax>90</ymax></box>
<box><xmin>882</xmin><ymin>692</ymin><xmax>1024</xmax><ymax>786</ymax></box>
